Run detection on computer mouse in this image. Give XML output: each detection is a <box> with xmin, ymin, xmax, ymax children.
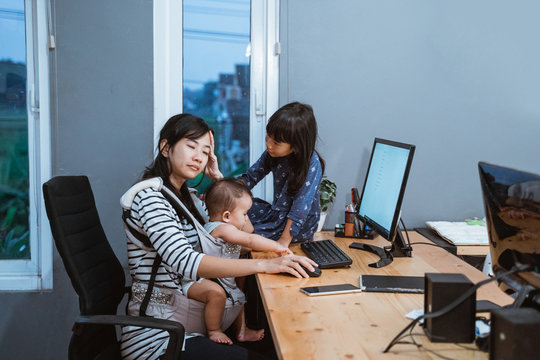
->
<box><xmin>300</xmin><ymin>264</ymin><xmax>321</xmax><ymax>277</ymax></box>
<box><xmin>282</xmin><ymin>264</ymin><xmax>321</xmax><ymax>277</ymax></box>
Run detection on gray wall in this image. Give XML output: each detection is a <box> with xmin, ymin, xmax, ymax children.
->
<box><xmin>280</xmin><ymin>0</ymin><xmax>540</xmax><ymax>230</ymax></box>
<box><xmin>2</xmin><ymin>1</ymin><xmax>540</xmax><ymax>358</ymax></box>
<box><xmin>0</xmin><ymin>1</ymin><xmax>153</xmax><ymax>359</ymax></box>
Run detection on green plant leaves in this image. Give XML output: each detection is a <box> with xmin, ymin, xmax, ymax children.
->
<box><xmin>319</xmin><ymin>178</ymin><xmax>337</xmax><ymax>212</ymax></box>
<box><xmin>0</xmin><ymin>117</ymin><xmax>30</xmax><ymax>259</ymax></box>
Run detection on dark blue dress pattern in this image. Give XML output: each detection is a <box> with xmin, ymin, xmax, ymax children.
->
<box><xmin>240</xmin><ymin>151</ymin><xmax>322</xmax><ymax>242</ymax></box>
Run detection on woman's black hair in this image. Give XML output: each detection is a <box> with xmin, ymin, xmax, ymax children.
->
<box><xmin>266</xmin><ymin>102</ymin><xmax>325</xmax><ymax>195</ymax></box>
<box><xmin>142</xmin><ymin>113</ymin><xmax>211</xmax><ymax>224</ymax></box>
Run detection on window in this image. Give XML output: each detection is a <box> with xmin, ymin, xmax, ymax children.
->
<box><xmin>0</xmin><ymin>0</ymin><xmax>52</xmax><ymax>290</ymax></box>
<box><xmin>154</xmin><ymin>0</ymin><xmax>279</xmax><ymax>199</ymax></box>
<box><xmin>183</xmin><ymin>0</ymin><xmax>251</xmax><ymax>191</ymax></box>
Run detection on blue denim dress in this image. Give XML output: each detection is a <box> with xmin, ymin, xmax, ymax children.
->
<box><xmin>240</xmin><ymin>151</ymin><xmax>322</xmax><ymax>242</ymax></box>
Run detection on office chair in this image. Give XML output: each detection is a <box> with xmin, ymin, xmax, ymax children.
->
<box><xmin>43</xmin><ymin>176</ymin><xmax>184</xmax><ymax>360</ymax></box>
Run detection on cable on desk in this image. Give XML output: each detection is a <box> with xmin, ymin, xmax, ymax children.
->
<box><xmin>408</xmin><ymin>224</ymin><xmax>445</xmax><ymax>249</ymax></box>
<box><xmin>408</xmin><ymin>241</ymin><xmax>445</xmax><ymax>248</ymax></box>
<box><xmin>383</xmin><ymin>264</ymin><xmax>531</xmax><ymax>353</ymax></box>
<box><xmin>410</xmin><ymin>334</ymin><xmax>456</xmax><ymax>360</ymax></box>
<box><xmin>399</xmin><ymin>218</ymin><xmax>412</xmax><ymax>249</ymax></box>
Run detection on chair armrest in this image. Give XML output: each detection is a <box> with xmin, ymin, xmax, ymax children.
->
<box><xmin>75</xmin><ymin>315</ymin><xmax>185</xmax><ymax>360</ymax></box>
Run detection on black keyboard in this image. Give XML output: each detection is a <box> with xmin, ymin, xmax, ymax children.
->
<box><xmin>301</xmin><ymin>239</ymin><xmax>353</xmax><ymax>268</ymax></box>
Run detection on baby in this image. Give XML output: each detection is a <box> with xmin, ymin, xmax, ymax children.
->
<box><xmin>187</xmin><ymin>177</ymin><xmax>291</xmax><ymax>345</ymax></box>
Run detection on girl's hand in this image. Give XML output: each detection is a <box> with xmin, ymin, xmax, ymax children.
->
<box><xmin>205</xmin><ymin>131</ymin><xmax>223</xmax><ymax>181</ymax></box>
<box><xmin>261</xmin><ymin>254</ymin><xmax>318</xmax><ymax>278</ymax></box>
<box><xmin>277</xmin><ymin>219</ymin><xmax>293</xmax><ymax>248</ymax></box>
<box><xmin>277</xmin><ymin>237</ymin><xmax>292</xmax><ymax>249</ymax></box>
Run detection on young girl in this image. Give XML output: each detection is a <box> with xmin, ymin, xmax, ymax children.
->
<box><xmin>188</xmin><ymin>177</ymin><xmax>291</xmax><ymax>345</ymax></box>
<box><xmin>240</xmin><ymin>102</ymin><xmax>325</xmax><ymax>247</ymax></box>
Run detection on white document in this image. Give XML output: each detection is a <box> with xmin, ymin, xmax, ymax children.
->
<box><xmin>425</xmin><ymin>221</ymin><xmax>489</xmax><ymax>245</ymax></box>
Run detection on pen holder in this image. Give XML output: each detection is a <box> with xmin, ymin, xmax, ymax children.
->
<box><xmin>345</xmin><ymin>211</ymin><xmax>355</xmax><ymax>223</ymax></box>
<box><xmin>344</xmin><ymin>211</ymin><xmax>355</xmax><ymax>237</ymax></box>
<box><xmin>337</xmin><ymin>212</ymin><xmax>375</xmax><ymax>239</ymax></box>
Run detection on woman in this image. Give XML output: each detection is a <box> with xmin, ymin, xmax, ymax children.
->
<box><xmin>120</xmin><ymin>114</ymin><xmax>316</xmax><ymax>360</ymax></box>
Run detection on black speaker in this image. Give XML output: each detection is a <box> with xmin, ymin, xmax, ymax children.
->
<box><xmin>423</xmin><ymin>273</ymin><xmax>475</xmax><ymax>343</ymax></box>
<box><xmin>489</xmin><ymin>307</ymin><xmax>540</xmax><ymax>360</ymax></box>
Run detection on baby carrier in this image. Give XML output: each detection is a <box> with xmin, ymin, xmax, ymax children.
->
<box><xmin>120</xmin><ymin>178</ymin><xmax>243</xmax><ymax>334</ymax></box>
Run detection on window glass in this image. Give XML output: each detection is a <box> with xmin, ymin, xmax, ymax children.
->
<box><xmin>183</xmin><ymin>0</ymin><xmax>250</xmax><ymax>191</ymax></box>
<box><xmin>0</xmin><ymin>0</ymin><xmax>30</xmax><ymax>259</ymax></box>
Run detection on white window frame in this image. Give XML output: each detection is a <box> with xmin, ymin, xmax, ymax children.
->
<box><xmin>0</xmin><ymin>0</ymin><xmax>53</xmax><ymax>291</ymax></box>
<box><xmin>153</xmin><ymin>0</ymin><xmax>279</xmax><ymax>200</ymax></box>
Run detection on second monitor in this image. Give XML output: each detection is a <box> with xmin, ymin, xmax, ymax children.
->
<box><xmin>350</xmin><ymin>138</ymin><xmax>416</xmax><ymax>268</ymax></box>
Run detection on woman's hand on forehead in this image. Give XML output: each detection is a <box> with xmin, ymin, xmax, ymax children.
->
<box><xmin>205</xmin><ymin>131</ymin><xmax>223</xmax><ymax>181</ymax></box>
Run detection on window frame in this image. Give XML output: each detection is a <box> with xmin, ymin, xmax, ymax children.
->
<box><xmin>0</xmin><ymin>0</ymin><xmax>53</xmax><ymax>291</ymax></box>
<box><xmin>153</xmin><ymin>0</ymin><xmax>279</xmax><ymax>200</ymax></box>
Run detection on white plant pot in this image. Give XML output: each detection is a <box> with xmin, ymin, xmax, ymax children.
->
<box><xmin>317</xmin><ymin>212</ymin><xmax>328</xmax><ymax>232</ymax></box>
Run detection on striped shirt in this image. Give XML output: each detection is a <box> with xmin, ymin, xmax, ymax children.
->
<box><xmin>120</xmin><ymin>185</ymin><xmax>205</xmax><ymax>360</ymax></box>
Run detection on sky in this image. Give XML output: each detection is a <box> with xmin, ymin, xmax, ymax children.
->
<box><xmin>183</xmin><ymin>0</ymin><xmax>250</xmax><ymax>90</ymax></box>
<box><xmin>0</xmin><ymin>0</ymin><xmax>26</xmax><ymax>64</ymax></box>
<box><xmin>0</xmin><ymin>0</ymin><xmax>250</xmax><ymax>90</ymax></box>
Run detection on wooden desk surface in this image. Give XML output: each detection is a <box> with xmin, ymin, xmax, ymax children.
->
<box><xmin>456</xmin><ymin>245</ymin><xmax>489</xmax><ymax>257</ymax></box>
<box><xmin>416</xmin><ymin>228</ymin><xmax>489</xmax><ymax>257</ymax></box>
<box><xmin>254</xmin><ymin>231</ymin><xmax>512</xmax><ymax>360</ymax></box>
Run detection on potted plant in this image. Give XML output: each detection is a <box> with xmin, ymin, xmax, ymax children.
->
<box><xmin>317</xmin><ymin>178</ymin><xmax>337</xmax><ymax>231</ymax></box>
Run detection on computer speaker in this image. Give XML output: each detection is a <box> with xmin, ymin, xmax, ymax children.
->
<box><xmin>423</xmin><ymin>273</ymin><xmax>476</xmax><ymax>343</ymax></box>
<box><xmin>489</xmin><ymin>307</ymin><xmax>540</xmax><ymax>360</ymax></box>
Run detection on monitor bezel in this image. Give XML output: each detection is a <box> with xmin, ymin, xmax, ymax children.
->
<box><xmin>357</xmin><ymin>138</ymin><xmax>416</xmax><ymax>244</ymax></box>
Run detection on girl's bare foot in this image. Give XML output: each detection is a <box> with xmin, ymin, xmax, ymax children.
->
<box><xmin>208</xmin><ymin>330</ymin><xmax>233</xmax><ymax>345</ymax></box>
<box><xmin>237</xmin><ymin>326</ymin><xmax>265</xmax><ymax>342</ymax></box>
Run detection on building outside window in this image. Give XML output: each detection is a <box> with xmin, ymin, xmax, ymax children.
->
<box><xmin>154</xmin><ymin>0</ymin><xmax>279</xmax><ymax>198</ymax></box>
<box><xmin>0</xmin><ymin>1</ymin><xmax>29</xmax><ymax>260</ymax></box>
<box><xmin>0</xmin><ymin>0</ymin><xmax>52</xmax><ymax>290</ymax></box>
<box><xmin>183</xmin><ymin>0</ymin><xmax>251</xmax><ymax>191</ymax></box>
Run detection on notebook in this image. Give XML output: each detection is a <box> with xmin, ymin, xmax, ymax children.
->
<box><xmin>359</xmin><ymin>275</ymin><xmax>424</xmax><ymax>293</ymax></box>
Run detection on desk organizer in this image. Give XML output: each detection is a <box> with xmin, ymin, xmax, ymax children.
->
<box><xmin>334</xmin><ymin>224</ymin><xmax>375</xmax><ymax>239</ymax></box>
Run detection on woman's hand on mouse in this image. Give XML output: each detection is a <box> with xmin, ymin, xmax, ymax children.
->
<box><xmin>261</xmin><ymin>254</ymin><xmax>318</xmax><ymax>278</ymax></box>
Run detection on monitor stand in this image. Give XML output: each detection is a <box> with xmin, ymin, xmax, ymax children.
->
<box><xmin>349</xmin><ymin>231</ymin><xmax>412</xmax><ymax>268</ymax></box>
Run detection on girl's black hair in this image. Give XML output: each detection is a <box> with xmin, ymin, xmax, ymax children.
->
<box><xmin>142</xmin><ymin>113</ymin><xmax>211</xmax><ymax>224</ymax></box>
<box><xmin>266</xmin><ymin>102</ymin><xmax>325</xmax><ymax>195</ymax></box>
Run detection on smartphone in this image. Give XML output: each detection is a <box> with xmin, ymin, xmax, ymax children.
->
<box><xmin>300</xmin><ymin>283</ymin><xmax>362</xmax><ymax>296</ymax></box>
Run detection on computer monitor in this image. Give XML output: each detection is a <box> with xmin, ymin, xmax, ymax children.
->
<box><xmin>350</xmin><ymin>138</ymin><xmax>415</xmax><ymax>268</ymax></box>
<box><xmin>478</xmin><ymin>162</ymin><xmax>540</xmax><ymax>308</ymax></box>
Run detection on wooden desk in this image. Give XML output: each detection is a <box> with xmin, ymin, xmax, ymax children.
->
<box><xmin>416</xmin><ymin>228</ymin><xmax>489</xmax><ymax>257</ymax></box>
<box><xmin>254</xmin><ymin>231</ymin><xmax>512</xmax><ymax>360</ymax></box>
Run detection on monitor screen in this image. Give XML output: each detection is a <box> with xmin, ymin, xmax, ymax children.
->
<box><xmin>478</xmin><ymin>162</ymin><xmax>540</xmax><ymax>305</ymax></box>
<box><xmin>358</xmin><ymin>138</ymin><xmax>415</xmax><ymax>242</ymax></box>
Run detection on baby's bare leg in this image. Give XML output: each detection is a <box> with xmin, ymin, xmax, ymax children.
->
<box><xmin>187</xmin><ymin>279</ymin><xmax>232</xmax><ymax>345</ymax></box>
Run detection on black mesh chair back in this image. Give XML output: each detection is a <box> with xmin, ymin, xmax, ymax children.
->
<box><xmin>43</xmin><ymin>176</ymin><xmax>125</xmax><ymax>359</ymax></box>
<box><xmin>44</xmin><ymin>175</ymin><xmax>184</xmax><ymax>360</ymax></box>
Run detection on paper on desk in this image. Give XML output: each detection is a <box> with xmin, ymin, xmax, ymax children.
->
<box><xmin>425</xmin><ymin>221</ymin><xmax>489</xmax><ymax>245</ymax></box>
<box><xmin>406</xmin><ymin>309</ymin><xmax>424</xmax><ymax>323</ymax></box>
